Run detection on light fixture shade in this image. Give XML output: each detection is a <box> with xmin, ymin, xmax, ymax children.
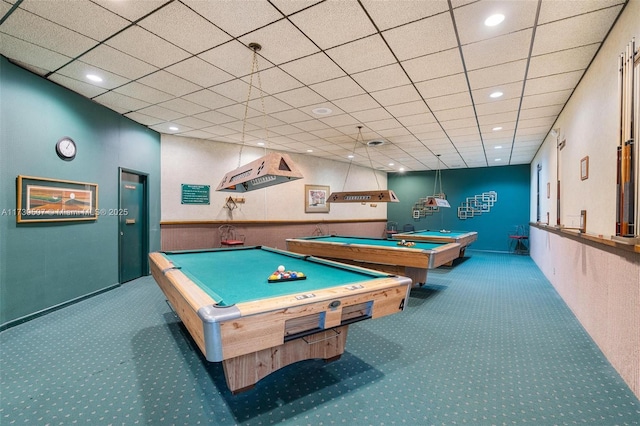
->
<box><xmin>327</xmin><ymin>190</ymin><xmax>399</xmax><ymax>203</ymax></box>
<box><xmin>426</xmin><ymin>197</ymin><xmax>450</xmax><ymax>208</ymax></box>
<box><xmin>216</xmin><ymin>152</ymin><xmax>303</xmax><ymax>192</ymax></box>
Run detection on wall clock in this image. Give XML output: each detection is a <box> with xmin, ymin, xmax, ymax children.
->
<box><xmin>55</xmin><ymin>137</ymin><xmax>76</xmax><ymax>161</ymax></box>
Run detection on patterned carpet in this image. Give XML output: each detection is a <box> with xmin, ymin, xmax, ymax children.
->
<box><xmin>1</xmin><ymin>252</ymin><xmax>638</xmax><ymax>425</ymax></box>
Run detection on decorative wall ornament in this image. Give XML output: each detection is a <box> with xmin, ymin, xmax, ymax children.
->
<box><xmin>411</xmin><ymin>193</ymin><xmax>447</xmax><ymax>219</ymax></box>
<box><xmin>457</xmin><ymin>191</ymin><xmax>498</xmax><ymax>220</ymax></box>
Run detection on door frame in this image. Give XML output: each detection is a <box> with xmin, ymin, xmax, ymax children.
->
<box><xmin>118</xmin><ymin>167</ymin><xmax>149</xmax><ymax>283</ymax></box>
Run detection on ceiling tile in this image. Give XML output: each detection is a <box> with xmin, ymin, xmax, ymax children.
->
<box><xmin>351</xmin><ymin>63</ymin><xmax>411</xmax><ymax>92</ymax></box>
<box><xmin>416</xmin><ymin>74</ymin><xmax>468</xmax><ymax>99</ymax></box>
<box><xmin>386</xmin><ymin>100</ymin><xmax>431</xmax><ymax>118</ymax></box>
<box><xmin>524</xmin><ymin>71</ymin><xmax>583</xmax><ymax>96</ymax></box>
<box><xmin>48</xmin><ymin>74</ymin><xmax>109</xmax><ymax>98</ymax></box>
<box><xmin>105</xmin><ymin>25</ymin><xmax>190</xmax><ymax>68</ymax></box>
<box><xmin>199</xmin><ymin>40</ymin><xmax>273</xmax><ymax>78</ymax></box>
<box><xmin>462</xmin><ymin>29</ymin><xmax>533</xmax><ymax>71</ymax></box>
<box><xmin>273</xmin><ymin>86</ymin><xmax>327</xmax><ymax>108</ymax></box>
<box><xmin>138</xmin><ymin>1</ymin><xmax>231</xmax><ymax>54</ymax></box>
<box><xmin>19</xmin><ymin>0</ymin><xmax>130</xmax><ymax>41</ymax></box>
<box><xmin>270</xmin><ymin>0</ymin><xmax>324</xmax><ymax>16</ymax></box>
<box><xmin>361</xmin><ymin>0</ymin><xmax>448</xmax><ymax>31</ymax></box>
<box><xmin>1</xmin><ymin>8</ymin><xmax>98</xmax><ymax>57</ymax></box>
<box><xmin>165</xmin><ymin>57</ymin><xmax>234</xmax><ymax>88</ymax></box>
<box><xmin>402</xmin><ymin>48</ymin><xmax>465</xmax><ymax>82</ymax></box>
<box><xmin>92</xmin><ymin>0</ymin><xmax>171</xmax><ymax>21</ymax></box>
<box><xmin>137</xmin><ymin>70</ymin><xmax>202</xmax><ymax>97</ymax></box>
<box><xmin>78</xmin><ymin>44</ymin><xmax>158</xmax><ymax>80</ymax></box>
<box><xmin>289</xmin><ymin>0</ymin><xmax>377</xmax><ymax>50</ymax></box>
<box><xmin>467</xmin><ymin>60</ymin><xmax>527</xmax><ymax>90</ymax></box>
<box><xmin>310</xmin><ymin>76</ymin><xmax>366</xmax><ymax>100</ymax></box>
<box><xmin>114</xmin><ymin>81</ymin><xmax>174</xmax><ymax>104</ymax></box>
<box><xmin>184</xmin><ymin>0</ymin><xmax>283</xmax><ymax>37</ymax></box>
<box><xmin>332</xmin><ymin>94</ymin><xmax>381</xmax><ymax>113</ymax></box>
<box><xmin>454</xmin><ymin>0</ymin><xmax>538</xmax><ymax>45</ymax></box>
<box><xmin>238</xmin><ymin>20</ymin><xmax>319</xmax><ymax>65</ymax></box>
<box><xmin>182</xmin><ymin>89</ymin><xmax>236</xmax><ymax>110</ymax></box>
<box><xmin>54</xmin><ymin>60</ymin><xmax>130</xmax><ymax>90</ymax></box>
<box><xmin>528</xmin><ymin>44</ymin><xmax>599</xmax><ymax>78</ymax></box>
<box><xmin>325</xmin><ymin>34</ymin><xmax>396</xmax><ymax>74</ymax></box>
<box><xmin>532</xmin><ymin>6</ymin><xmax>622</xmax><ymax>56</ymax></box>
<box><xmin>538</xmin><ymin>0</ymin><xmax>624</xmax><ymax>25</ymax></box>
<box><xmin>279</xmin><ymin>52</ymin><xmax>346</xmax><ymax>86</ymax></box>
<box><xmin>156</xmin><ymin>98</ymin><xmax>208</xmax><ymax>116</ymax></box>
<box><xmin>383</xmin><ymin>12</ymin><xmax>458</xmax><ymax>61</ymax></box>
<box><xmin>1</xmin><ymin>34</ymin><xmax>71</xmax><ymax>72</ymax></box>
<box><xmin>240</xmin><ymin>67</ymin><xmax>302</xmax><ymax>95</ymax></box>
<box><xmin>93</xmin><ymin>91</ymin><xmax>149</xmax><ymax>112</ymax></box>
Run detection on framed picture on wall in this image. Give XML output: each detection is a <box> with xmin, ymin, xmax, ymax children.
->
<box><xmin>305</xmin><ymin>184</ymin><xmax>330</xmax><ymax>213</ymax></box>
<box><xmin>16</xmin><ymin>175</ymin><xmax>98</xmax><ymax>223</ymax></box>
<box><xmin>580</xmin><ymin>156</ymin><xmax>589</xmax><ymax>180</ymax></box>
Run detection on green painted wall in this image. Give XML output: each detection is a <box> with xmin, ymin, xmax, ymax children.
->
<box><xmin>0</xmin><ymin>57</ymin><xmax>161</xmax><ymax>326</ymax></box>
<box><xmin>388</xmin><ymin>164</ymin><xmax>530</xmax><ymax>251</ymax></box>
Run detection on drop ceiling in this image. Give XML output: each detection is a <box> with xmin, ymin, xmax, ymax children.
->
<box><xmin>0</xmin><ymin>0</ymin><xmax>627</xmax><ymax>171</ymax></box>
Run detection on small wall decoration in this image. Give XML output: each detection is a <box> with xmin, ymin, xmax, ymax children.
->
<box><xmin>580</xmin><ymin>156</ymin><xmax>589</xmax><ymax>180</ymax></box>
<box><xmin>547</xmin><ymin>182</ymin><xmax>550</xmax><ymax>199</ymax></box>
<box><xmin>458</xmin><ymin>191</ymin><xmax>498</xmax><ymax>220</ymax></box>
<box><xmin>181</xmin><ymin>184</ymin><xmax>210</xmax><ymax>205</ymax></box>
<box><xmin>16</xmin><ymin>175</ymin><xmax>98</xmax><ymax>223</ymax></box>
<box><xmin>305</xmin><ymin>184</ymin><xmax>330</xmax><ymax>213</ymax></box>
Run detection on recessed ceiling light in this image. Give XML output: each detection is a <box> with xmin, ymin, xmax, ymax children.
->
<box><xmin>367</xmin><ymin>139</ymin><xmax>385</xmax><ymax>147</ymax></box>
<box><xmin>494</xmin><ymin>145</ymin><xmax>502</xmax><ymax>149</ymax></box>
<box><xmin>399</xmin><ymin>167</ymin><xmax>405</xmax><ymax>172</ymax></box>
<box><xmin>495</xmin><ymin>158</ymin><xmax>502</xmax><ymax>161</ymax></box>
<box><xmin>86</xmin><ymin>74</ymin><xmax>103</xmax><ymax>82</ymax></box>
<box><xmin>257</xmin><ymin>141</ymin><xmax>265</xmax><ymax>146</ymax></box>
<box><xmin>307</xmin><ymin>149</ymin><xmax>313</xmax><ymax>153</ymax></box>
<box><xmin>168</xmin><ymin>126</ymin><xmax>179</xmax><ymax>131</ymax></box>
<box><xmin>312</xmin><ymin>107</ymin><xmax>332</xmax><ymax>115</ymax></box>
<box><xmin>388</xmin><ymin>163</ymin><xmax>394</xmax><ymax>166</ymax></box>
<box><xmin>484</xmin><ymin>14</ymin><xmax>505</xmax><ymax>27</ymax></box>
<box><xmin>492</xmin><ymin>126</ymin><xmax>503</xmax><ymax>131</ymax></box>
<box><xmin>490</xmin><ymin>91</ymin><xmax>503</xmax><ymax>98</ymax></box>
<box><xmin>347</xmin><ymin>154</ymin><xmax>354</xmax><ymax>159</ymax></box>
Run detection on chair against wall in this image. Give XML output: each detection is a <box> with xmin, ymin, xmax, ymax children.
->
<box><xmin>508</xmin><ymin>225</ymin><xmax>529</xmax><ymax>254</ymax></box>
<box><xmin>385</xmin><ymin>221</ymin><xmax>398</xmax><ymax>238</ymax></box>
<box><xmin>402</xmin><ymin>224</ymin><xmax>415</xmax><ymax>232</ymax></box>
<box><xmin>219</xmin><ymin>225</ymin><xmax>245</xmax><ymax>247</ymax></box>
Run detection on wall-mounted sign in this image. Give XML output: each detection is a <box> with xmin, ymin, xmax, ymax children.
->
<box><xmin>181</xmin><ymin>184</ymin><xmax>210</xmax><ymax>205</ymax></box>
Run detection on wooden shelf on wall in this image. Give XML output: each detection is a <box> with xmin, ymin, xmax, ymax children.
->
<box><xmin>530</xmin><ymin>222</ymin><xmax>640</xmax><ymax>254</ymax></box>
<box><xmin>160</xmin><ymin>219</ymin><xmax>387</xmax><ymax>226</ymax></box>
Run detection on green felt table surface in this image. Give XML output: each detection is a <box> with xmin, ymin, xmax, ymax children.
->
<box><xmin>398</xmin><ymin>230</ymin><xmax>475</xmax><ymax>237</ymax></box>
<box><xmin>293</xmin><ymin>235</ymin><xmax>448</xmax><ymax>250</ymax></box>
<box><xmin>160</xmin><ymin>247</ymin><xmax>388</xmax><ymax>306</ymax></box>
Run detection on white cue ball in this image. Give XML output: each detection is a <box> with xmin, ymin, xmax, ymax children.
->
<box><xmin>278</xmin><ymin>265</ymin><xmax>285</xmax><ymax>272</ymax></box>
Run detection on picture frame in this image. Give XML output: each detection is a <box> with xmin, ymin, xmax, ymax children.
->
<box><xmin>580</xmin><ymin>156</ymin><xmax>589</xmax><ymax>180</ymax></box>
<box><xmin>305</xmin><ymin>185</ymin><xmax>330</xmax><ymax>213</ymax></box>
<box><xmin>16</xmin><ymin>175</ymin><xmax>98</xmax><ymax>223</ymax></box>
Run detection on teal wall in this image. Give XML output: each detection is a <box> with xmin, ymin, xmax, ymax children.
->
<box><xmin>388</xmin><ymin>164</ymin><xmax>530</xmax><ymax>251</ymax></box>
<box><xmin>0</xmin><ymin>57</ymin><xmax>161</xmax><ymax>326</ymax></box>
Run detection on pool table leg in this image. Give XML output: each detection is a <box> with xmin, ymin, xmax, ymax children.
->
<box><xmin>222</xmin><ymin>325</ymin><xmax>349</xmax><ymax>394</ymax></box>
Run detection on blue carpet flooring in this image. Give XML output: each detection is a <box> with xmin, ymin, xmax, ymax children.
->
<box><xmin>1</xmin><ymin>252</ymin><xmax>638</xmax><ymax>425</ymax></box>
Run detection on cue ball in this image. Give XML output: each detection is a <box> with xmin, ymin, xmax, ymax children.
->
<box><xmin>278</xmin><ymin>265</ymin><xmax>285</xmax><ymax>272</ymax></box>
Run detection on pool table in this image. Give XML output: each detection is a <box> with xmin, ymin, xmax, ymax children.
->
<box><xmin>149</xmin><ymin>246</ymin><xmax>411</xmax><ymax>394</ymax></box>
<box><xmin>286</xmin><ymin>235</ymin><xmax>460</xmax><ymax>286</ymax></box>
<box><xmin>393</xmin><ymin>229</ymin><xmax>477</xmax><ymax>262</ymax></box>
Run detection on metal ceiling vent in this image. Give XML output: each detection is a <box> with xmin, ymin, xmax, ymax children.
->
<box><xmin>366</xmin><ymin>139</ymin><xmax>385</xmax><ymax>147</ymax></box>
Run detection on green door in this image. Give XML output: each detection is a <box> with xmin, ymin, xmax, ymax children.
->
<box><xmin>119</xmin><ymin>171</ymin><xmax>146</xmax><ymax>283</ymax></box>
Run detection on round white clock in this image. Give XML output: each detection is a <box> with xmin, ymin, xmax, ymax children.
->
<box><xmin>55</xmin><ymin>137</ymin><xmax>76</xmax><ymax>161</ymax></box>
